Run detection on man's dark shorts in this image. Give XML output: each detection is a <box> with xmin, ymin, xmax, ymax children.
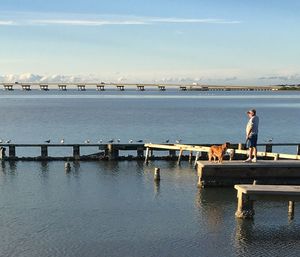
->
<box><xmin>248</xmin><ymin>134</ymin><xmax>258</xmax><ymax>148</ymax></box>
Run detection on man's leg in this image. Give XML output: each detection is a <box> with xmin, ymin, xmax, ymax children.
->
<box><xmin>248</xmin><ymin>147</ymin><xmax>253</xmax><ymax>159</ymax></box>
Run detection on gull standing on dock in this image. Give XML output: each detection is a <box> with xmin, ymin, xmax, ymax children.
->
<box><xmin>60</xmin><ymin>139</ymin><xmax>65</xmax><ymax>144</ymax></box>
<box><xmin>108</xmin><ymin>139</ymin><xmax>114</xmax><ymax>143</ymax></box>
<box><xmin>6</xmin><ymin>140</ymin><xmax>11</xmax><ymax>143</ymax></box>
<box><xmin>176</xmin><ymin>139</ymin><xmax>182</xmax><ymax>144</ymax></box>
<box><xmin>84</xmin><ymin>139</ymin><xmax>90</xmax><ymax>144</ymax></box>
<box><xmin>129</xmin><ymin>139</ymin><xmax>133</xmax><ymax>143</ymax></box>
<box><xmin>98</xmin><ymin>139</ymin><xmax>103</xmax><ymax>144</ymax></box>
<box><xmin>45</xmin><ymin>140</ymin><xmax>51</xmax><ymax>143</ymax></box>
<box><xmin>136</xmin><ymin>140</ymin><xmax>143</xmax><ymax>143</ymax></box>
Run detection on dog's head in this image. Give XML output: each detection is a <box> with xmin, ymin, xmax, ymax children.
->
<box><xmin>222</xmin><ymin>142</ymin><xmax>230</xmax><ymax>149</ymax></box>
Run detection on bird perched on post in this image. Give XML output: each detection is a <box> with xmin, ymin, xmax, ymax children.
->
<box><xmin>108</xmin><ymin>139</ymin><xmax>114</xmax><ymax>143</ymax></box>
<box><xmin>60</xmin><ymin>139</ymin><xmax>65</xmax><ymax>144</ymax></box>
<box><xmin>45</xmin><ymin>140</ymin><xmax>50</xmax><ymax>143</ymax></box>
<box><xmin>165</xmin><ymin>139</ymin><xmax>169</xmax><ymax>143</ymax></box>
<box><xmin>6</xmin><ymin>140</ymin><xmax>11</xmax><ymax>144</ymax></box>
<box><xmin>84</xmin><ymin>139</ymin><xmax>90</xmax><ymax>144</ymax></box>
<box><xmin>136</xmin><ymin>140</ymin><xmax>143</xmax><ymax>143</ymax></box>
<box><xmin>175</xmin><ymin>139</ymin><xmax>182</xmax><ymax>144</ymax></box>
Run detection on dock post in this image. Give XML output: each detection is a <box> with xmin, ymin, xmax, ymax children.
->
<box><xmin>177</xmin><ymin>148</ymin><xmax>183</xmax><ymax>165</ymax></box>
<box><xmin>235</xmin><ymin>191</ymin><xmax>255</xmax><ymax>219</ymax></box>
<box><xmin>137</xmin><ymin>147</ymin><xmax>144</xmax><ymax>157</ymax></box>
<box><xmin>194</xmin><ymin>152</ymin><xmax>201</xmax><ymax>168</ymax></box>
<box><xmin>297</xmin><ymin>145</ymin><xmax>300</xmax><ymax>155</ymax></box>
<box><xmin>73</xmin><ymin>145</ymin><xmax>80</xmax><ymax>160</ymax></box>
<box><xmin>169</xmin><ymin>150</ymin><xmax>176</xmax><ymax>157</ymax></box>
<box><xmin>288</xmin><ymin>201</ymin><xmax>295</xmax><ymax>219</ymax></box>
<box><xmin>0</xmin><ymin>147</ymin><xmax>6</xmax><ymax>159</ymax></box>
<box><xmin>9</xmin><ymin>145</ymin><xmax>16</xmax><ymax>158</ymax></box>
<box><xmin>41</xmin><ymin>145</ymin><xmax>48</xmax><ymax>158</ymax></box>
<box><xmin>108</xmin><ymin>144</ymin><xmax>119</xmax><ymax>160</ymax></box>
<box><xmin>265</xmin><ymin>144</ymin><xmax>273</xmax><ymax>152</ymax></box>
<box><xmin>144</xmin><ymin>147</ymin><xmax>150</xmax><ymax>164</ymax></box>
<box><xmin>238</xmin><ymin>143</ymin><xmax>245</xmax><ymax>150</ymax></box>
<box><xmin>188</xmin><ymin>151</ymin><xmax>193</xmax><ymax>163</ymax></box>
<box><xmin>154</xmin><ymin>168</ymin><xmax>160</xmax><ymax>181</ymax></box>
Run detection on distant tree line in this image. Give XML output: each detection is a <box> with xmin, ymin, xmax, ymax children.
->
<box><xmin>278</xmin><ymin>84</ymin><xmax>300</xmax><ymax>90</ymax></box>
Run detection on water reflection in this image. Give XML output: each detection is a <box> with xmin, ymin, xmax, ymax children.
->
<box><xmin>234</xmin><ymin>218</ymin><xmax>300</xmax><ymax>257</ymax></box>
<box><xmin>195</xmin><ymin>188</ymin><xmax>236</xmax><ymax>229</ymax></box>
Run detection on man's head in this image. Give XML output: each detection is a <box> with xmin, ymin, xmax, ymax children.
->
<box><xmin>247</xmin><ymin>109</ymin><xmax>256</xmax><ymax>117</ymax></box>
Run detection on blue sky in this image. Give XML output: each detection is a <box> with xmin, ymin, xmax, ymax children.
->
<box><xmin>0</xmin><ymin>0</ymin><xmax>300</xmax><ymax>85</ymax></box>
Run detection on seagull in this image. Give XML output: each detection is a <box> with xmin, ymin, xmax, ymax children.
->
<box><xmin>136</xmin><ymin>140</ymin><xmax>143</xmax><ymax>143</ymax></box>
<box><xmin>6</xmin><ymin>140</ymin><xmax>11</xmax><ymax>144</ymax></box>
<box><xmin>108</xmin><ymin>139</ymin><xmax>114</xmax><ymax>143</ymax></box>
<box><xmin>84</xmin><ymin>139</ymin><xmax>90</xmax><ymax>144</ymax></box>
<box><xmin>129</xmin><ymin>139</ymin><xmax>133</xmax><ymax>143</ymax></box>
<box><xmin>165</xmin><ymin>139</ymin><xmax>169</xmax><ymax>143</ymax></box>
<box><xmin>45</xmin><ymin>140</ymin><xmax>51</xmax><ymax>143</ymax></box>
<box><xmin>60</xmin><ymin>139</ymin><xmax>65</xmax><ymax>144</ymax></box>
<box><xmin>117</xmin><ymin>139</ymin><xmax>121</xmax><ymax>143</ymax></box>
<box><xmin>0</xmin><ymin>139</ymin><xmax>2</xmax><ymax>143</ymax></box>
<box><xmin>98</xmin><ymin>139</ymin><xmax>103</xmax><ymax>144</ymax></box>
<box><xmin>265</xmin><ymin>137</ymin><xmax>273</xmax><ymax>143</ymax></box>
<box><xmin>175</xmin><ymin>139</ymin><xmax>182</xmax><ymax>144</ymax></box>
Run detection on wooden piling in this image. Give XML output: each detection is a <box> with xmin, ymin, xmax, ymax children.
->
<box><xmin>188</xmin><ymin>151</ymin><xmax>193</xmax><ymax>163</ymax></box>
<box><xmin>169</xmin><ymin>150</ymin><xmax>176</xmax><ymax>157</ymax></box>
<box><xmin>194</xmin><ymin>152</ymin><xmax>201</xmax><ymax>168</ymax></box>
<box><xmin>235</xmin><ymin>191</ymin><xmax>255</xmax><ymax>219</ymax></box>
<box><xmin>41</xmin><ymin>145</ymin><xmax>48</xmax><ymax>157</ymax></box>
<box><xmin>177</xmin><ymin>148</ymin><xmax>183</xmax><ymax>165</ymax></box>
<box><xmin>9</xmin><ymin>145</ymin><xmax>16</xmax><ymax>158</ymax></box>
<box><xmin>265</xmin><ymin>144</ymin><xmax>273</xmax><ymax>152</ymax></box>
<box><xmin>154</xmin><ymin>168</ymin><xmax>160</xmax><ymax>181</ymax></box>
<box><xmin>73</xmin><ymin>145</ymin><xmax>80</xmax><ymax>160</ymax></box>
<box><xmin>137</xmin><ymin>147</ymin><xmax>144</xmax><ymax>157</ymax></box>
<box><xmin>288</xmin><ymin>201</ymin><xmax>295</xmax><ymax>218</ymax></box>
<box><xmin>144</xmin><ymin>147</ymin><xmax>150</xmax><ymax>164</ymax></box>
<box><xmin>108</xmin><ymin>144</ymin><xmax>119</xmax><ymax>160</ymax></box>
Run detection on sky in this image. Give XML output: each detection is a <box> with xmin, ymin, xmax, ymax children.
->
<box><xmin>0</xmin><ymin>0</ymin><xmax>300</xmax><ymax>85</ymax></box>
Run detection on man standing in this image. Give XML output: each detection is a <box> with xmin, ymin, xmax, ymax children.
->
<box><xmin>244</xmin><ymin>109</ymin><xmax>259</xmax><ymax>163</ymax></box>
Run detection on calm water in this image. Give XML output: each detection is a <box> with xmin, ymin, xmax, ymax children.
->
<box><xmin>0</xmin><ymin>90</ymin><xmax>300</xmax><ymax>256</ymax></box>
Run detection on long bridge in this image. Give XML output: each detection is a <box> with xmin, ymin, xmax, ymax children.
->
<box><xmin>0</xmin><ymin>82</ymin><xmax>281</xmax><ymax>91</ymax></box>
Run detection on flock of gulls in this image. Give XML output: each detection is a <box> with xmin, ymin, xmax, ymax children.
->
<box><xmin>0</xmin><ymin>138</ymin><xmax>182</xmax><ymax>144</ymax></box>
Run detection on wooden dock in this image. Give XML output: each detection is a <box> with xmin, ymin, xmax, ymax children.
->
<box><xmin>0</xmin><ymin>142</ymin><xmax>299</xmax><ymax>164</ymax></box>
<box><xmin>235</xmin><ymin>184</ymin><xmax>300</xmax><ymax>219</ymax></box>
<box><xmin>197</xmin><ymin>161</ymin><xmax>300</xmax><ymax>187</ymax></box>
<box><xmin>0</xmin><ymin>82</ymin><xmax>282</xmax><ymax>91</ymax></box>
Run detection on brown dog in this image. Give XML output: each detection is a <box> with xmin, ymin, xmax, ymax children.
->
<box><xmin>208</xmin><ymin>142</ymin><xmax>230</xmax><ymax>163</ymax></box>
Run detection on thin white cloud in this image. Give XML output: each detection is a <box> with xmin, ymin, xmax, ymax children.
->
<box><xmin>31</xmin><ymin>19</ymin><xmax>147</xmax><ymax>26</ymax></box>
<box><xmin>0</xmin><ymin>20</ymin><xmax>15</xmax><ymax>25</ymax></box>
<box><xmin>0</xmin><ymin>12</ymin><xmax>241</xmax><ymax>26</ymax></box>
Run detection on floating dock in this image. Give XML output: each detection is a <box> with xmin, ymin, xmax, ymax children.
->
<box><xmin>197</xmin><ymin>161</ymin><xmax>300</xmax><ymax>187</ymax></box>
